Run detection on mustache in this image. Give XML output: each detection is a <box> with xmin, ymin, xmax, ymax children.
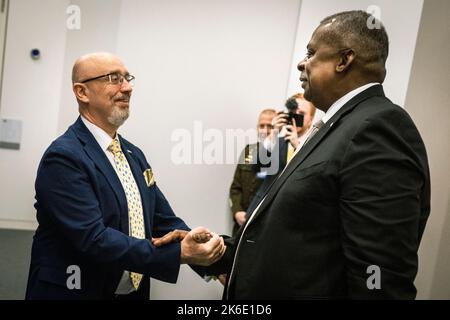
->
<box><xmin>114</xmin><ymin>95</ymin><xmax>131</xmax><ymax>102</ymax></box>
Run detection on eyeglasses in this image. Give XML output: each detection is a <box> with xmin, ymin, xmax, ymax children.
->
<box><xmin>79</xmin><ymin>72</ymin><xmax>135</xmax><ymax>87</ymax></box>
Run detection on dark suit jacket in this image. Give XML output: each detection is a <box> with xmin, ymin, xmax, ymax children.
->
<box><xmin>26</xmin><ymin>117</ymin><xmax>189</xmax><ymax>299</ymax></box>
<box><xmin>245</xmin><ymin>138</ymin><xmax>288</xmax><ymax>216</ymax></box>
<box><xmin>209</xmin><ymin>85</ymin><xmax>430</xmax><ymax>299</ymax></box>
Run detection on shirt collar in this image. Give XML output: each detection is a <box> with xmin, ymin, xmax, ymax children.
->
<box><xmin>321</xmin><ymin>83</ymin><xmax>380</xmax><ymax>124</ymax></box>
<box><xmin>80</xmin><ymin>115</ymin><xmax>118</xmax><ymax>152</ymax></box>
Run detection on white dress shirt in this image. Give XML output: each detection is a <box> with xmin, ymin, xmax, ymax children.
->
<box><xmin>263</xmin><ymin>122</ymin><xmax>310</xmax><ymax>153</ymax></box>
<box><xmin>290</xmin><ymin>82</ymin><xmax>380</xmax><ymax>159</ymax></box>
<box><xmin>321</xmin><ymin>82</ymin><xmax>380</xmax><ymax>124</ymax></box>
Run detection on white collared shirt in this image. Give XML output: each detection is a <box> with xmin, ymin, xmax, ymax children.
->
<box><xmin>262</xmin><ymin>126</ymin><xmax>310</xmax><ymax>152</ymax></box>
<box><xmin>80</xmin><ymin>115</ymin><xmax>117</xmax><ymax>169</ymax></box>
<box><xmin>321</xmin><ymin>82</ymin><xmax>380</xmax><ymax>124</ymax></box>
<box><xmin>262</xmin><ymin>83</ymin><xmax>380</xmax><ymax>153</ymax></box>
<box><xmin>289</xmin><ymin>83</ymin><xmax>379</xmax><ymax>159</ymax></box>
<box><xmin>80</xmin><ymin>115</ymin><xmax>136</xmax><ymax>295</ymax></box>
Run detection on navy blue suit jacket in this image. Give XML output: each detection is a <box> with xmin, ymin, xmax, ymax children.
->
<box><xmin>26</xmin><ymin>117</ymin><xmax>189</xmax><ymax>299</ymax></box>
<box><xmin>246</xmin><ymin>137</ymin><xmax>288</xmax><ymax>216</ymax></box>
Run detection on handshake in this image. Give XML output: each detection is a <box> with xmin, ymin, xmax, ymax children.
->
<box><xmin>152</xmin><ymin>227</ymin><xmax>226</xmax><ymax>266</ymax></box>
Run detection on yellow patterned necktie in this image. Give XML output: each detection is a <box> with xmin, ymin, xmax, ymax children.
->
<box><xmin>108</xmin><ymin>138</ymin><xmax>145</xmax><ymax>290</ymax></box>
<box><xmin>286</xmin><ymin>143</ymin><xmax>295</xmax><ymax>163</ymax></box>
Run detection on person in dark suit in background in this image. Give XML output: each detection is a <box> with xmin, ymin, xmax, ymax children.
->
<box><xmin>246</xmin><ymin>93</ymin><xmax>316</xmax><ymax>216</ymax></box>
<box><xmin>155</xmin><ymin>10</ymin><xmax>430</xmax><ymax>299</ymax></box>
<box><xmin>229</xmin><ymin>109</ymin><xmax>276</xmax><ymax>235</ymax></box>
<box><xmin>25</xmin><ymin>52</ymin><xmax>224</xmax><ymax>300</ymax></box>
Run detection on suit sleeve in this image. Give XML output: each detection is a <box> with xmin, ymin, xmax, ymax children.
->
<box><xmin>339</xmin><ymin>108</ymin><xmax>429</xmax><ymax>299</ymax></box>
<box><xmin>203</xmin><ymin>236</ymin><xmax>236</xmax><ymax>276</ymax></box>
<box><xmin>36</xmin><ymin>147</ymin><xmax>181</xmax><ymax>283</ymax></box>
<box><xmin>151</xmin><ymin>185</ymin><xmax>190</xmax><ymax>237</ymax></box>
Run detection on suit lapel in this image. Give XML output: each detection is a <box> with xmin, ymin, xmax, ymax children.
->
<box><xmin>279</xmin><ymin>138</ymin><xmax>288</xmax><ymax>169</ymax></box>
<box><xmin>72</xmin><ymin>118</ymin><xmax>129</xmax><ymax>233</ymax></box>
<box><xmin>248</xmin><ymin>85</ymin><xmax>386</xmax><ymax>225</ymax></box>
<box><xmin>120</xmin><ymin>137</ymin><xmax>152</xmax><ymax>236</ymax></box>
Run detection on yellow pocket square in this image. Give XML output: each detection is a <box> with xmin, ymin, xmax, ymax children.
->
<box><xmin>143</xmin><ymin>169</ymin><xmax>155</xmax><ymax>187</ymax></box>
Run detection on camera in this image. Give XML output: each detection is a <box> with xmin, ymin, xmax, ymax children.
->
<box><xmin>284</xmin><ymin>97</ymin><xmax>304</xmax><ymax>127</ymax></box>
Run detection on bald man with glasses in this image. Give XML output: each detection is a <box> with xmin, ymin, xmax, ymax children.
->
<box><xmin>25</xmin><ymin>52</ymin><xmax>225</xmax><ymax>300</ymax></box>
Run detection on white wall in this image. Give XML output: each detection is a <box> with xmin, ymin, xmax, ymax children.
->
<box><xmin>57</xmin><ymin>0</ymin><xmax>123</xmax><ymax>133</ymax></box>
<box><xmin>0</xmin><ymin>0</ymin><xmax>9</xmax><ymax>95</ymax></box>
<box><xmin>113</xmin><ymin>0</ymin><xmax>302</xmax><ymax>299</ymax></box>
<box><xmin>114</xmin><ymin>0</ymin><xmax>301</xmax><ymax>229</ymax></box>
<box><xmin>404</xmin><ymin>0</ymin><xmax>450</xmax><ymax>299</ymax></box>
<box><xmin>0</xmin><ymin>0</ymin><xmax>69</xmax><ymax>229</ymax></box>
<box><xmin>286</xmin><ymin>0</ymin><xmax>424</xmax><ymax>108</ymax></box>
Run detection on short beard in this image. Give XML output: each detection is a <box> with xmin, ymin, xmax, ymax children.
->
<box><xmin>257</xmin><ymin>133</ymin><xmax>267</xmax><ymax>144</ymax></box>
<box><xmin>107</xmin><ymin>106</ymin><xmax>129</xmax><ymax>127</ymax></box>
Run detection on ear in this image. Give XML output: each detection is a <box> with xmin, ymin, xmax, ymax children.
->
<box><xmin>73</xmin><ymin>83</ymin><xmax>89</xmax><ymax>103</ymax></box>
<box><xmin>336</xmin><ymin>49</ymin><xmax>355</xmax><ymax>73</ymax></box>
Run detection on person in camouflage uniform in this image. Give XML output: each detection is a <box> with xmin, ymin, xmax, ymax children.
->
<box><xmin>229</xmin><ymin>109</ymin><xmax>276</xmax><ymax>235</ymax></box>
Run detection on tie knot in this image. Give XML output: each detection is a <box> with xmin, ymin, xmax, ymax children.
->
<box><xmin>313</xmin><ymin>120</ymin><xmax>324</xmax><ymax>130</ymax></box>
<box><xmin>108</xmin><ymin>138</ymin><xmax>122</xmax><ymax>154</ymax></box>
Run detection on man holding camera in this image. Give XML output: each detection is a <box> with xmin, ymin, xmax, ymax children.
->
<box><xmin>269</xmin><ymin>93</ymin><xmax>316</xmax><ymax>158</ymax></box>
<box><xmin>245</xmin><ymin>94</ymin><xmax>316</xmax><ymax>216</ymax></box>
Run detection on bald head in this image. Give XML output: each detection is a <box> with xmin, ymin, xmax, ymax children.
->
<box><xmin>71</xmin><ymin>52</ymin><xmax>132</xmax><ymax>137</ymax></box>
<box><xmin>257</xmin><ymin>108</ymin><xmax>276</xmax><ymax>142</ymax></box>
<box><xmin>72</xmin><ymin>52</ymin><xmax>124</xmax><ymax>83</ymax></box>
